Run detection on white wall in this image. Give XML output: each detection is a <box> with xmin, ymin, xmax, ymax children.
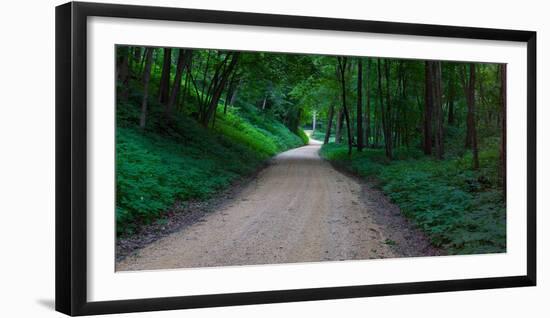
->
<box><xmin>0</xmin><ymin>0</ymin><xmax>547</xmax><ymax>316</ymax></box>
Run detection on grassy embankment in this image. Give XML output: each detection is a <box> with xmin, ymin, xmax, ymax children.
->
<box><xmin>116</xmin><ymin>89</ymin><xmax>307</xmax><ymax>235</ymax></box>
<box><xmin>319</xmin><ymin>136</ymin><xmax>506</xmax><ymax>255</ymax></box>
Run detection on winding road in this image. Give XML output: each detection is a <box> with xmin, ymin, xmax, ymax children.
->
<box><xmin>117</xmin><ymin>137</ymin><xmax>438</xmax><ymax>271</ymax></box>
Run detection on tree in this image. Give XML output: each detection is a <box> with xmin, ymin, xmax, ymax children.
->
<box><xmin>207</xmin><ymin>53</ymin><xmax>239</xmax><ymax>126</ymax></box>
<box><xmin>499</xmin><ymin>64</ymin><xmax>507</xmax><ymax>196</ymax></box>
<box><xmin>116</xmin><ymin>46</ymin><xmax>129</xmax><ymax>101</ymax></box>
<box><xmin>463</xmin><ymin>63</ymin><xmax>480</xmax><ymax>169</ymax></box>
<box><xmin>186</xmin><ymin>51</ymin><xmax>240</xmax><ymax>126</ymax></box>
<box><xmin>166</xmin><ymin>49</ymin><xmax>191</xmax><ymax>119</ymax></box>
<box><xmin>337</xmin><ymin>57</ymin><xmax>353</xmax><ymax>155</ymax></box>
<box><xmin>447</xmin><ymin>64</ymin><xmax>456</xmax><ymax>125</ymax></box>
<box><xmin>119</xmin><ymin>45</ymin><xmax>505</xmax><ymax>184</ymax></box>
<box><xmin>139</xmin><ymin>48</ymin><xmax>154</xmax><ymax>129</ymax></box>
<box><xmin>204</xmin><ymin>52</ymin><xmax>240</xmax><ymax>126</ymax></box>
<box><xmin>383</xmin><ymin>59</ymin><xmax>393</xmax><ymax>159</ymax></box>
<box><xmin>423</xmin><ymin>61</ymin><xmax>433</xmax><ymax>155</ymax></box>
<box><xmin>356</xmin><ymin>58</ymin><xmax>363</xmax><ymax>151</ymax></box>
<box><xmin>364</xmin><ymin>58</ymin><xmax>371</xmax><ymax>148</ymax></box>
<box><xmin>324</xmin><ymin>103</ymin><xmax>335</xmax><ymax>144</ymax></box>
<box><xmin>431</xmin><ymin>61</ymin><xmax>444</xmax><ymax>159</ymax></box>
<box><xmin>335</xmin><ymin>108</ymin><xmax>343</xmax><ymax>144</ymax></box>
<box><xmin>377</xmin><ymin>58</ymin><xmax>393</xmax><ymax>160</ymax></box>
<box><xmin>131</xmin><ymin>47</ymin><xmax>142</xmax><ymax>77</ymax></box>
<box><xmin>158</xmin><ymin>48</ymin><xmax>172</xmax><ymax>104</ymax></box>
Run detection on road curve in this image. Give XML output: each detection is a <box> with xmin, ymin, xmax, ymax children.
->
<box><xmin>117</xmin><ymin>140</ymin><xmax>436</xmax><ymax>271</ymax></box>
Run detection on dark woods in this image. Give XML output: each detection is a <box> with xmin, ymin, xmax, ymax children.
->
<box><xmin>323</xmin><ymin>57</ymin><xmax>506</xmax><ymax>183</ymax></box>
<box><xmin>117</xmin><ymin>47</ymin><xmax>506</xmax><ymax>184</ymax></box>
<box><xmin>315</xmin><ymin>57</ymin><xmax>507</xmax><ymax>254</ymax></box>
<box><xmin>115</xmin><ymin>46</ymin><xmax>507</xmax><ymax>248</ymax></box>
<box><xmin>118</xmin><ymin>47</ymin><xmax>238</xmax><ymax>129</ymax></box>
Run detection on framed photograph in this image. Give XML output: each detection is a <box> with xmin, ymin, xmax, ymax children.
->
<box><xmin>55</xmin><ymin>1</ymin><xmax>536</xmax><ymax>316</ymax></box>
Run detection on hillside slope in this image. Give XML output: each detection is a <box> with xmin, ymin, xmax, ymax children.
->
<box><xmin>116</xmin><ymin>92</ymin><xmax>307</xmax><ymax>235</ymax></box>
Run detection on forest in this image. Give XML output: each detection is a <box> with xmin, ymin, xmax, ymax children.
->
<box><xmin>116</xmin><ymin>45</ymin><xmax>506</xmax><ymax>256</ymax></box>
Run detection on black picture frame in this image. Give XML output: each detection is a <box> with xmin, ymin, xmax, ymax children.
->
<box><xmin>55</xmin><ymin>1</ymin><xmax>536</xmax><ymax>316</ymax></box>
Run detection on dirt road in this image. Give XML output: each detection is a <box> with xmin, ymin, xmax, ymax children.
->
<box><xmin>117</xmin><ymin>139</ymin><xmax>438</xmax><ymax>271</ymax></box>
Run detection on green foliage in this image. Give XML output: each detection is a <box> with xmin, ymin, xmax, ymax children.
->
<box><xmin>215</xmin><ymin>104</ymin><xmax>305</xmax><ymax>157</ymax></box>
<box><xmin>296</xmin><ymin>128</ymin><xmax>309</xmax><ymax>145</ymax></box>
<box><xmin>310</xmin><ymin>129</ymin><xmax>326</xmax><ymax>142</ymax></box>
<box><xmin>116</xmin><ymin>90</ymin><xmax>306</xmax><ymax>235</ymax></box>
<box><xmin>320</xmin><ymin>144</ymin><xmax>506</xmax><ymax>255</ymax></box>
<box><xmin>118</xmin><ymin>46</ymin><xmax>506</xmax><ymax>256</ymax></box>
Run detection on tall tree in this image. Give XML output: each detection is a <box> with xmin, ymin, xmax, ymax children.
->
<box><xmin>383</xmin><ymin>59</ymin><xmax>393</xmax><ymax>159</ymax></box>
<box><xmin>432</xmin><ymin>61</ymin><xmax>444</xmax><ymax>159</ymax></box>
<box><xmin>324</xmin><ymin>103</ymin><xmax>335</xmax><ymax>144</ymax></box>
<box><xmin>187</xmin><ymin>51</ymin><xmax>240</xmax><ymax>126</ymax></box>
<box><xmin>499</xmin><ymin>64</ymin><xmax>507</xmax><ymax>197</ymax></box>
<box><xmin>463</xmin><ymin>63</ymin><xmax>480</xmax><ymax>169</ymax></box>
<box><xmin>356</xmin><ymin>58</ymin><xmax>364</xmax><ymax>151</ymax></box>
<box><xmin>464</xmin><ymin>65</ymin><xmax>474</xmax><ymax>149</ymax></box>
<box><xmin>364</xmin><ymin>59</ymin><xmax>371</xmax><ymax>148</ymax></box>
<box><xmin>131</xmin><ymin>47</ymin><xmax>142</xmax><ymax>78</ymax></box>
<box><xmin>116</xmin><ymin>46</ymin><xmax>130</xmax><ymax>101</ymax></box>
<box><xmin>179</xmin><ymin>54</ymin><xmax>195</xmax><ymax>112</ymax></box>
<box><xmin>335</xmin><ymin>108</ymin><xmax>343</xmax><ymax>144</ymax></box>
<box><xmin>376</xmin><ymin>58</ymin><xmax>393</xmax><ymax>160</ymax></box>
<box><xmin>158</xmin><ymin>48</ymin><xmax>172</xmax><ymax>104</ymax></box>
<box><xmin>139</xmin><ymin>48</ymin><xmax>154</xmax><ymax>129</ymax></box>
<box><xmin>203</xmin><ymin>52</ymin><xmax>240</xmax><ymax>126</ymax></box>
<box><xmin>166</xmin><ymin>49</ymin><xmax>191</xmax><ymax>119</ymax></box>
<box><xmin>423</xmin><ymin>61</ymin><xmax>433</xmax><ymax>155</ymax></box>
<box><xmin>337</xmin><ymin>56</ymin><xmax>353</xmax><ymax>155</ymax></box>
<box><xmin>447</xmin><ymin>64</ymin><xmax>456</xmax><ymax>125</ymax></box>
<box><xmin>132</xmin><ymin>47</ymin><xmax>141</xmax><ymax>67</ymax></box>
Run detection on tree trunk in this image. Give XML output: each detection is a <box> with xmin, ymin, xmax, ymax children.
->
<box><xmin>166</xmin><ymin>49</ymin><xmax>190</xmax><ymax>119</ymax></box>
<box><xmin>447</xmin><ymin>65</ymin><xmax>456</xmax><ymax>125</ymax></box>
<box><xmin>139</xmin><ymin>48</ymin><xmax>154</xmax><ymax>129</ymax></box>
<box><xmin>464</xmin><ymin>65</ymin><xmax>473</xmax><ymax>149</ymax></box>
<box><xmin>158</xmin><ymin>48</ymin><xmax>172</xmax><ymax>104</ymax></box>
<box><xmin>116</xmin><ymin>46</ymin><xmax>130</xmax><ymax>101</ymax></box>
<box><xmin>312</xmin><ymin>111</ymin><xmax>317</xmax><ymax>133</ymax></box>
<box><xmin>432</xmin><ymin>61</ymin><xmax>444</xmax><ymax>159</ymax></box>
<box><xmin>465</xmin><ymin>63</ymin><xmax>480</xmax><ymax>169</ymax></box>
<box><xmin>132</xmin><ymin>47</ymin><xmax>141</xmax><ymax>67</ymax></box>
<box><xmin>356</xmin><ymin>59</ymin><xmax>363</xmax><ymax>151</ymax></box>
<box><xmin>374</xmin><ymin>112</ymin><xmax>380</xmax><ymax>146</ymax></box>
<box><xmin>203</xmin><ymin>53</ymin><xmax>240</xmax><ymax>126</ymax></box>
<box><xmin>365</xmin><ymin>59</ymin><xmax>371</xmax><ymax>148</ymax></box>
<box><xmin>180</xmin><ymin>69</ymin><xmax>190</xmax><ymax>111</ymax></box>
<box><xmin>133</xmin><ymin>47</ymin><xmax>142</xmax><ymax>77</ymax></box>
<box><xmin>377</xmin><ymin>59</ymin><xmax>384</xmax><ymax>150</ymax></box>
<box><xmin>335</xmin><ymin>108</ymin><xmax>343</xmax><ymax>144</ymax></box>
<box><xmin>423</xmin><ymin>61</ymin><xmax>433</xmax><ymax>155</ymax></box>
<box><xmin>383</xmin><ymin>59</ymin><xmax>393</xmax><ymax>159</ymax></box>
<box><xmin>324</xmin><ymin>104</ymin><xmax>335</xmax><ymax>144</ymax></box>
<box><xmin>336</xmin><ymin>57</ymin><xmax>353</xmax><ymax>155</ymax></box>
<box><xmin>139</xmin><ymin>49</ymin><xmax>147</xmax><ymax>77</ymax></box>
<box><xmin>499</xmin><ymin>64</ymin><xmax>507</xmax><ymax>197</ymax></box>
<box><xmin>376</xmin><ymin>59</ymin><xmax>393</xmax><ymax>160</ymax></box>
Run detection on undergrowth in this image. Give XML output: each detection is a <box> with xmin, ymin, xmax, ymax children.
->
<box><xmin>320</xmin><ymin>144</ymin><xmax>506</xmax><ymax>255</ymax></box>
<box><xmin>116</xmin><ymin>90</ymin><xmax>306</xmax><ymax>235</ymax></box>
